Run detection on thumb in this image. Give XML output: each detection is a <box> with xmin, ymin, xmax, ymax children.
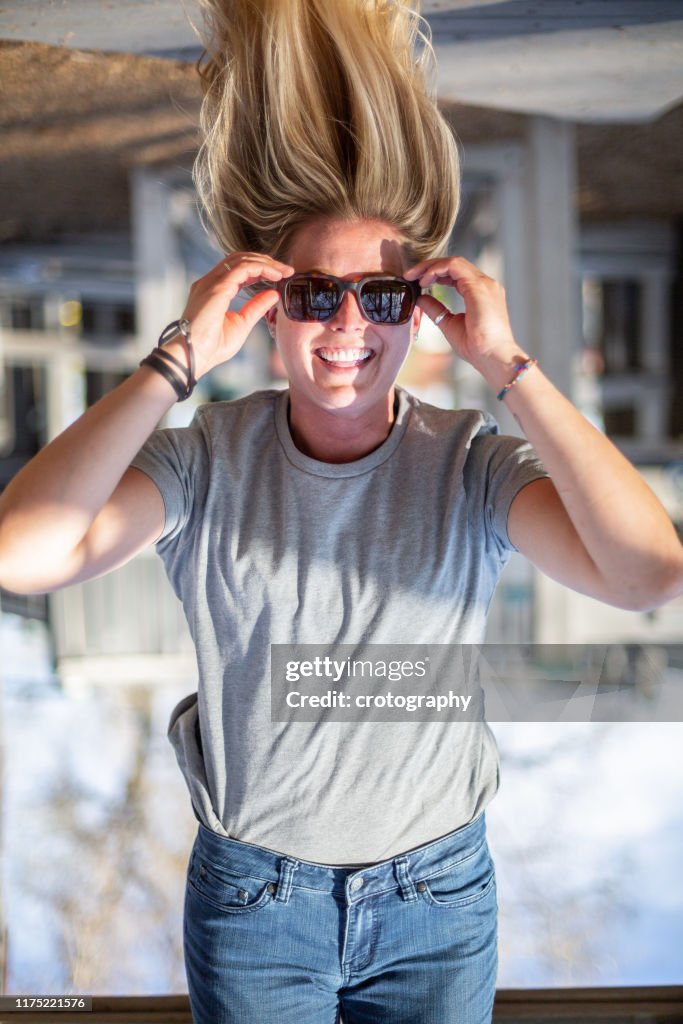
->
<box><xmin>234</xmin><ymin>289</ymin><xmax>280</xmax><ymax>334</ymax></box>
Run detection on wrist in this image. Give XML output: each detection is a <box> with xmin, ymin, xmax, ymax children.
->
<box><xmin>471</xmin><ymin>346</ymin><xmax>533</xmax><ymax>394</ymax></box>
<box><xmin>139</xmin><ymin>319</ymin><xmax>199</xmax><ymax>402</ymax></box>
<box><xmin>495</xmin><ymin>358</ymin><xmax>538</xmax><ymax>401</ymax></box>
<box><xmin>136</xmin><ymin>359</ymin><xmax>186</xmax><ymax>406</ymax></box>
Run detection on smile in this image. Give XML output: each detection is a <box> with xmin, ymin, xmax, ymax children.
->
<box><xmin>315</xmin><ymin>347</ymin><xmax>375</xmax><ymax>368</ymax></box>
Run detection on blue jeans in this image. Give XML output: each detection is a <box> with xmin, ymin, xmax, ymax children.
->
<box><xmin>183</xmin><ymin>812</ymin><xmax>498</xmax><ymax>1023</ymax></box>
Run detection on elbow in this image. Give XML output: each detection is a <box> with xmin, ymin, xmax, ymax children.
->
<box><xmin>0</xmin><ymin>565</ymin><xmax>24</xmax><ymax>595</ymax></box>
<box><xmin>623</xmin><ymin>555</ymin><xmax>683</xmax><ymax>612</ymax></box>
<box><xmin>0</xmin><ymin>513</ymin><xmax>73</xmax><ymax>595</ymax></box>
<box><xmin>0</xmin><ymin>562</ymin><xmax>48</xmax><ymax>596</ymax></box>
<box><xmin>650</xmin><ymin>544</ymin><xmax>683</xmax><ymax>608</ymax></box>
<box><xmin>0</xmin><ymin>573</ymin><xmax>55</xmax><ymax>597</ymax></box>
<box><xmin>0</xmin><ymin>529</ymin><xmax>26</xmax><ymax>595</ymax></box>
<box><xmin>0</xmin><ymin>550</ymin><xmax>64</xmax><ymax>595</ymax></box>
<box><xmin>645</xmin><ymin>568</ymin><xmax>683</xmax><ymax>611</ymax></box>
<box><xmin>0</xmin><ymin>539</ymin><xmax>54</xmax><ymax>596</ymax></box>
<box><xmin>0</xmin><ymin>538</ymin><xmax>16</xmax><ymax>593</ymax></box>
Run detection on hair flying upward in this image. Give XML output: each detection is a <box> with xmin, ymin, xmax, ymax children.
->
<box><xmin>192</xmin><ymin>0</ymin><xmax>461</xmax><ymax>264</ymax></box>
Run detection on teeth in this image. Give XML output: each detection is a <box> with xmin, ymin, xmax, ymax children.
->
<box><xmin>317</xmin><ymin>348</ymin><xmax>373</xmax><ymax>363</ymax></box>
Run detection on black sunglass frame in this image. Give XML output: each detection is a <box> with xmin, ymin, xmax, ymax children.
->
<box><xmin>276</xmin><ymin>273</ymin><xmax>422</xmax><ymax>325</ymax></box>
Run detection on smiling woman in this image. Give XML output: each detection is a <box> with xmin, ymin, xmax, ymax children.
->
<box><xmin>0</xmin><ymin>0</ymin><xmax>681</xmax><ymax>1022</ymax></box>
<box><xmin>261</xmin><ymin>217</ymin><xmax>422</xmax><ymax>461</ymax></box>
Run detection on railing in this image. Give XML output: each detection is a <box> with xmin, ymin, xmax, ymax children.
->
<box><xmin>493</xmin><ymin>986</ymin><xmax>683</xmax><ymax>1021</ymax></box>
<box><xmin>1</xmin><ymin>987</ymin><xmax>682</xmax><ymax>1023</ymax></box>
<box><xmin>48</xmin><ymin>551</ymin><xmax>196</xmax><ymax>687</ymax></box>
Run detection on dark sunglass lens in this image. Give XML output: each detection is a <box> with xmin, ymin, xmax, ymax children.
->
<box><xmin>360</xmin><ymin>280</ymin><xmax>412</xmax><ymax>323</ymax></box>
<box><xmin>286</xmin><ymin>277</ymin><xmax>339</xmax><ymax>321</ymax></box>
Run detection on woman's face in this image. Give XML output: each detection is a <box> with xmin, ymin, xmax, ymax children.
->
<box><xmin>265</xmin><ymin>217</ymin><xmax>421</xmax><ymax>420</ymax></box>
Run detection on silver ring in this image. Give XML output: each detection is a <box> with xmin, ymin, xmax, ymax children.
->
<box><xmin>434</xmin><ymin>310</ymin><xmax>448</xmax><ymax>326</ymax></box>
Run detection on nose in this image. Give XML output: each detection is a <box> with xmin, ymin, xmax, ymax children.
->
<box><xmin>330</xmin><ymin>289</ymin><xmax>365</xmax><ymax>332</ymax></box>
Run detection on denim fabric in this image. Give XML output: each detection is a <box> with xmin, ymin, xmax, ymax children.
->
<box><xmin>183</xmin><ymin>812</ymin><xmax>498</xmax><ymax>1023</ymax></box>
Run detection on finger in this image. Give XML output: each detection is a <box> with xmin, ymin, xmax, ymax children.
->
<box><xmin>225</xmin><ymin>265</ymin><xmax>293</xmax><ymax>291</ymax></box>
<box><xmin>403</xmin><ymin>260</ymin><xmax>433</xmax><ymax>281</ymax></box>
<box><xmin>404</xmin><ymin>258</ymin><xmax>458</xmax><ymax>281</ymax></box>
<box><xmin>419</xmin><ymin>267</ymin><xmax>490</xmax><ymax>291</ymax></box>
<box><xmin>405</xmin><ymin>256</ymin><xmax>487</xmax><ymax>286</ymax></box>
<box><xmin>417</xmin><ymin>294</ymin><xmax>466</xmax><ymax>337</ymax></box>
<box><xmin>229</xmin><ymin>288</ymin><xmax>280</xmax><ymax>333</ymax></box>
<box><xmin>214</xmin><ymin>264</ymin><xmax>290</xmax><ymax>300</ymax></box>
<box><xmin>185</xmin><ymin>268</ymin><xmax>278</xmax><ymax>323</ymax></box>
<box><xmin>219</xmin><ymin>254</ymin><xmax>293</xmax><ymax>276</ymax></box>
<box><xmin>418</xmin><ymin>293</ymin><xmax>451</xmax><ymax>327</ymax></box>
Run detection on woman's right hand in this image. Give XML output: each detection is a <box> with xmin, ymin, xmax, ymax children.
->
<box><xmin>179</xmin><ymin>252</ymin><xmax>294</xmax><ymax>379</ymax></box>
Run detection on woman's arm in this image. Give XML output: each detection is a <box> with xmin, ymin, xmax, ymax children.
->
<box><xmin>0</xmin><ymin>254</ymin><xmax>292</xmax><ymax>595</ymax></box>
<box><xmin>0</xmin><ymin>368</ymin><xmax>174</xmax><ymax>594</ymax></box>
<box><xmin>405</xmin><ymin>256</ymin><xmax>683</xmax><ymax>611</ymax></box>
<box><xmin>491</xmin><ymin>363</ymin><xmax>682</xmax><ymax>611</ymax></box>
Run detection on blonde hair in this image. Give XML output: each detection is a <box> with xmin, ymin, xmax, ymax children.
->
<box><xmin>192</xmin><ymin>0</ymin><xmax>460</xmax><ymax>264</ymax></box>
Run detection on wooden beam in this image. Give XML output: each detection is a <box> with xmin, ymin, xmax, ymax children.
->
<box><xmin>1</xmin><ymin>987</ymin><xmax>682</xmax><ymax>1023</ymax></box>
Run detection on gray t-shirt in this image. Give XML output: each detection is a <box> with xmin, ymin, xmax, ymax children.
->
<box><xmin>131</xmin><ymin>386</ymin><xmax>547</xmax><ymax>864</ymax></box>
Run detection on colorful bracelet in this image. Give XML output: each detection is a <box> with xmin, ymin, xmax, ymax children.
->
<box><xmin>139</xmin><ymin>318</ymin><xmax>198</xmax><ymax>401</ymax></box>
<box><xmin>496</xmin><ymin>358</ymin><xmax>538</xmax><ymax>401</ymax></box>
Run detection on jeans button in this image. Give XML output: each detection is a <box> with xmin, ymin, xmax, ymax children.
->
<box><xmin>267</xmin><ymin>883</ymin><xmax>276</xmax><ymax>894</ymax></box>
<box><xmin>416</xmin><ymin>881</ymin><xmax>427</xmax><ymax>892</ymax></box>
<box><xmin>351</xmin><ymin>877</ymin><xmax>364</xmax><ymax>892</ymax></box>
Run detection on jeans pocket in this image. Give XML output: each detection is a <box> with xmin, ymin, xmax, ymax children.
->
<box><xmin>187</xmin><ymin>851</ymin><xmax>276</xmax><ymax>914</ymax></box>
<box><xmin>418</xmin><ymin>839</ymin><xmax>496</xmax><ymax>908</ymax></box>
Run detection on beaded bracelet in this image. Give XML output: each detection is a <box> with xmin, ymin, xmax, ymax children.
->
<box><xmin>496</xmin><ymin>358</ymin><xmax>538</xmax><ymax>401</ymax></box>
<box><xmin>139</xmin><ymin>318</ymin><xmax>198</xmax><ymax>401</ymax></box>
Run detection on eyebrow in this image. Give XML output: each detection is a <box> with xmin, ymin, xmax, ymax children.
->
<box><xmin>304</xmin><ymin>267</ymin><xmax>400</xmax><ymax>277</ymax></box>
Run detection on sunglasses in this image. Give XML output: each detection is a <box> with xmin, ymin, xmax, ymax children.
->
<box><xmin>276</xmin><ymin>272</ymin><xmax>421</xmax><ymax>325</ymax></box>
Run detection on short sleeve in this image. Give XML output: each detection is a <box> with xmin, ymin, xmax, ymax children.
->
<box><xmin>468</xmin><ymin>415</ymin><xmax>549</xmax><ymax>560</ymax></box>
<box><xmin>130</xmin><ymin>408</ymin><xmax>210</xmax><ymax>547</ymax></box>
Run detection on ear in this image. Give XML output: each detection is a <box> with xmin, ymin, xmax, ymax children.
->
<box><xmin>265</xmin><ymin>306</ymin><xmax>277</xmax><ymax>338</ymax></box>
<box><xmin>411</xmin><ymin>304</ymin><xmax>423</xmax><ymax>335</ymax></box>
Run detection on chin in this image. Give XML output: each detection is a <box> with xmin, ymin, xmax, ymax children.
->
<box><xmin>313</xmin><ymin>387</ymin><xmax>372</xmax><ymax>410</ymax></box>
<box><xmin>294</xmin><ymin>379</ymin><xmax>389</xmax><ymax>413</ymax></box>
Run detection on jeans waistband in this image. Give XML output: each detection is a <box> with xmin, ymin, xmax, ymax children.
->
<box><xmin>193</xmin><ymin>813</ymin><xmax>488</xmax><ymax>905</ymax></box>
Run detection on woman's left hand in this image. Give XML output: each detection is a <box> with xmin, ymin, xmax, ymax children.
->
<box><xmin>403</xmin><ymin>256</ymin><xmax>524</xmax><ymax>371</ymax></box>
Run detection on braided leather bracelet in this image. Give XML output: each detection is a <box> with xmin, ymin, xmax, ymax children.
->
<box><xmin>140</xmin><ymin>351</ymin><xmax>188</xmax><ymax>401</ymax></box>
<box><xmin>140</xmin><ymin>318</ymin><xmax>198</xmax><ymax>401</ymax></box>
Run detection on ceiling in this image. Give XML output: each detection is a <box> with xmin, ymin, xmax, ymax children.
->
<box><xmin>1</xmin><ymin>0</ymin><xmax>682</xmax><ymax>122</ymax></box>
<box><xmin>0</xmin><ymin>2</ymin><xmax>682</xmax><ymax>244</ymax></box>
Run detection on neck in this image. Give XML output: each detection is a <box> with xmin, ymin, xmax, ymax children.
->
<box><xmin>287</xmin><ymin>389</ymin><xmax>397</xmax><ymax>463</ymax></box>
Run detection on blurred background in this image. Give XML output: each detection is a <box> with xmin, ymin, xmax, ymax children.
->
<box><xmin>0</xmin><ymin>0</ymin><xmax>682</xmax><ymax>1001</ymax></box>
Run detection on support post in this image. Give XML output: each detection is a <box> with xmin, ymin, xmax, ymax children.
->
<box><xmin>130</xmin><ymin>167</ymin><xmax>188</xmax><ymax>360</ymax></box>
<box><xmin>525</xmin><ymin>116</ymin><xmax>580</xmax><ymax>644</ymax></box>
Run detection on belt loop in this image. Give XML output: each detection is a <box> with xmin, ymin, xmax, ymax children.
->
<box><xmin>274</xmin><ymin>856</ymin><xmax>299</xmax><ymax>903</ymax></box>
<box><xmin>394</xmin><ymin>856</ymin><xmax>418</xmax><ymax>902</ymax></box>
